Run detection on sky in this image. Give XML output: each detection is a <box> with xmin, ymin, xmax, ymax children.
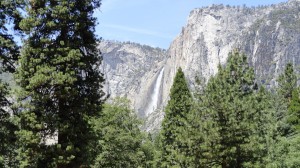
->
<box><xmin>95</xmin><ymin>0</ymin><xmax>288</xmax><ymax>49</ymax></box>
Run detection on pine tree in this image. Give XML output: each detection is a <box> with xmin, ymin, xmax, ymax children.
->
<box><xmin>268</xmin><ymin>64</ymin><xmax>300</xmax><ymax>167</ymax></box>
<box><xmin>141</xmin><ymin>133</ymin><xmax>158</xmax><ymax>167</ymax></box>
<box><xmin>277</xmin><ymin>63</ymin><xmax>298</xmax><ymax>136</ymax></box>
<box><xmin>160</xmin><ymin>67</ymin><xmax>193</xmax><ymax>167</ymax></box>
<box><xmin>200</xmin><ymin>51</ymin><xmax>270</xmax><ymax>167</ymax></box>
<box><xmin>16</xmin><ymin>0</ymin><xmax>104</xmax><ymax>167</ymax></box>
<box><xmin>92</xmin><ymin>97</ymin><xmax>146</xmax><ymax>167</ymax></box>
<box><xmin>179</xmin><ymin>74</ymin><xmax>208</xmax><ymax>167</ymax></box>
<box><xmin>287</xmin><ymin>89</ymin><xmax>300</xmax><ymax>133</ymax></box>
<box><xmin>271</xmin><ymin>134</ymin><xmax>300</xmax><ymax>167</ymax></box>
<box><xmin>270</xmin><ymin>81</ymin><xmax>300</xmax><ymax>168</ymax></box>
<box><xmin>0</xmin><ymin>82</ymin><xmax>15</xmax><ymax>167</ymax></box>
<box><xmin>0</xmin><ymin>0</ymin><xmax>23</xmax><ymax>166</ymax></box>
<box><xmin>270</xmin><ymin>89</ymin><xmax>290</xmax><ymax>137</ymax></box>
<box><xmin>0</xmin><ymin>0</ymin><xmax>23</xmax><ymax>73</ymax></box>
<box><xmin>277</xmin><ymin>63</ymin><xmax>297</xmax><ymax>101</ymax></box>
<box><xmin>253</xmin><ymin>87</ymin><xmax>280</xmax><ymax>166</ymax></box>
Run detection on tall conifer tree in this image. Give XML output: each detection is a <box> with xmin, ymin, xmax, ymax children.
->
<box><xmin>272</xmin><ymin>63</ymin><xmax>300</xmax><ymax>167</ymax></box>
<box><xmin>160</xmin><ymin>67</ymin><xmax>192</xmax><ymax>167</ymax></box>
<box><xmin>0</xmin><ymin>0</ymin><xmax>23</xmax><ymax>166</ymax></box>
<box><xmin>277</xmin><ymin>63</ymin><xmax>297</xmax><ymax>101</ymax></box>
<box><xmin>16</xmin><ymin>0</ymin><xmax>104</xmax><ymax>167</ymax></box>
<box><xmin>200</xmin><ymin>51</ymin><xmax>271</xmax><ymax>167</ymax></box>
<box><xmin>287</xmin><ymin>89</ymin><xmax>300</xmax><ymax>133</ymax></box>
<box><xmin>277</xmin><ymin>63</ymin><xmax>298</xmax><ymax>136</ymax></box>
<box><xmin>0</xmin><ymin>0</ymin><xmax>22</xmax><ymax>73</ymax></box>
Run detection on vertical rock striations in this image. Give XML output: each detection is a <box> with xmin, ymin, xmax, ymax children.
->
<box><xmin>100</xmin><ymin>40</ymin><xmax>167</xmax><ymax>117</ymax></box>
<box><xmin>100</xmin><ymin>0</ymin><xmax>300</xmax><ymax>131</ymax></box>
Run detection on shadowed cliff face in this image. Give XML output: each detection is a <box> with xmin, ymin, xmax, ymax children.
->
<box><xmin>100</xmin><ymin>0</ymin><xmax>300</xmax><ymax>132</ymax></box>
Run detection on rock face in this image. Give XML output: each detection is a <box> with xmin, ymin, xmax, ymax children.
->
<box><xmin>100</xmin><ymin>41</ymin><xmax>167</xmax><ymax>119</ymax></box>
<box><xmin>100</xmin><ymin>0</ymin><xmax>300</xmax><ymax>132</ymax></box>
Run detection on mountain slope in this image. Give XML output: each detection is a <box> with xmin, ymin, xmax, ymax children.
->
<box><xmin>100</xmin><ymin>0</ymin><xmax>300</xmax><ymax>131</ymax></box>
<box><xmin>100</xmin><ymin>40</ymin><xmax>167</xmax><ymax>118</ymax></box>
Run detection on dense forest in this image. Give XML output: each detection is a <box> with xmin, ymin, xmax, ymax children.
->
<box><xmin>1</xmin><ymin>0</ymin><xmax>300</xmax><ymax>167</ymax></box>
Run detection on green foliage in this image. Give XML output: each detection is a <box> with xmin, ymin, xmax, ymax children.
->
<box><xmin>160</xmin><ymin>67</ymin><xmax>193</xmax><ymax>167</ymax></box>
<box><xmin>0</xmin><ymin>0</ymin><xmax>23</xmax><ymax>73</ymax></box>
<box><xmin>92</xmin><ymin>97</ymin><xmax>146</xmax><ymax>167</ymax></box>
<box><xmin>15</xmin><ymin>111</ymin><xmax>43</xmax><ymax>167</ymax></box>
<box><xmin>277</xmin><ymin>63</ymin><xmax>299</xmax><ymax>136</ymax></box>
<box><xmin>15</xmin><ymin>0</ymin><xmax>105</xmax><ymax>167</ymax></box>
<box><xmin>270</xmin><ymin>134</ymin><xmax>300</xmax><ymax>168</ymax></box>
<box><xmin>287</xmin><ymin>89</ymin><xmax>300</xmax><ymax>133</ymax></box>
<box><xmin>0</xmin><ymin>81</ymin><xmax>17</xmax><ymax>167</ymax></box>
<box><xmin>140</xmin><ymin>135</ymin><xmax>157</xmax><ymax>168</ymax></box>
<box><xmin>270</xmin><ymin>90</ymin><xmax>290</xmax><ymax>137</ymax></box>
<box><xmin>150</xmin><ymin>132</ymin><xmax>164</xmax><ymax>167</ymax></box>
<box><xmin>1</xmin><ymin>1</ymin><xmax>300</xmax><ymax>166</ymax></box>
<box><xmin>197</xmin><ymin>51</ymin><xmax>274</xmax><ymax>167</ymax></box>
<box><xmin>253</xmin><ymin>87</ymin><xmax>280</xmax><ymax>166</ymax></box>
<box><xmin>277</xmin><ymin>63</ymin><xmax>297</xmax><ymax>101</ymax></box>
<box><xmin>0</xmin><ymin>0</ymin><xmax>23</xmax><ymax>167</ymax></box>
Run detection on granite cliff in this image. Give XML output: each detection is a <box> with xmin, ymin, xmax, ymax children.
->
<box><xmin>100</xmin><ymin>0</ymin><xmax>300</xmax><ymax>131</ymax></box>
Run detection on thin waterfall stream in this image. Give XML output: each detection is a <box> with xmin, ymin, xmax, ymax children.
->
<box><xmin>145</xmin><ymin>67</ymin><xmax>165</xmax><ymax>117</ymax></box>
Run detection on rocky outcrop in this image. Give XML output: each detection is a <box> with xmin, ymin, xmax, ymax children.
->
<box><xmin>163</xmin><ymin>0</ymin><xmax>300</xmax><ymax>100</ymax></box>
<box><xmin>100</xmin><ymin>0</ymin><xmax>300</xmax><ymax>132</ymax></box>
<box><xmin>100</xmin><ymin>40</ymin><xmax>167</xmax><ymax>118</ymax></box>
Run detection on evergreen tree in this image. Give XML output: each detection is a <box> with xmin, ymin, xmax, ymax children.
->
<box><xmin>182</xmin><ymin>74</ymin><xmax>208</xmax><ymax>167</ymax></box>
<box><xmin>253</xmin><ymin>87</ymin><xmax>280</xmax><ymax>166</ymax></box>
<box><xmin>92</xmin><ymin>97</ymin><xmax>146</xmax><ymax>167</ymax></box>
<box><xmin>151</xmin><ymin>131</ymin><xmax>164</xmax><ymax>167</ymax></box>
<box><xmin>0</xmin><ymin>82</ymin><xmax>15</xmax><ymax>167</ymax></box>
<box><xmin>277</xmin><ymin>63</ymin><xmax>297</xmax><ymax>101</ymax></box>
<box><xmin>270</xmin><ymin>89</ymin><xmax>290</xmax><ymax>137</ymax></box>
<box><xmin>16</xmin><ymin>0</ymin><xmax>104</xmax><ymax>167</ymax></box>
<box><xmin>200</xmin><ymin>51</ymin><xmax>270</xmax><ymax>167</ymax></box>
<box><xmin>0</xmin><ymin>0</ymin><xmax>23</xmax><ymax>73</ymax></box>
<box><xmin>277</xmin><ymin>63</ymin><xmax>298</xmax><ymax>136</ymax></box>
<box><xmin>160</xmin><ymin>67</ymin><xmax>193</xmax><ymax>167</ymax></box>
<box><xmin>271</xmin><ymin>134</ymin><xmax>300</xmax><ymax>167</ymax></box>
<box><xmin>141</xmin><ymin>133</ymin><xmax>159</xmax><ymax>168</ymax></box>
<box><xmin>287</xmin><ymin>89</ymin><xmax>300</xmax><ymax>133</ymax></box>
<box><xmin>272</xmin><ymin>63</ymin><xmax>300</xmax><ymax>167</ymax></box>
<box><xmin>0</xmin><ymin>0</ymin><xmax>23</xmax><ymax>166</ymax></box>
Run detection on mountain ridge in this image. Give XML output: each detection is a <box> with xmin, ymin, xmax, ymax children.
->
<box><xmin>100</xmin><ymin>0</ymin><xmax>300</xmax><ymax>131</ymax></box>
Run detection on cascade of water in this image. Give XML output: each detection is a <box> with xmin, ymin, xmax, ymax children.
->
<box><xmin>145</xmin><ymin>67</ymin><xmax>165</xmax><ymax>117</ymax></box>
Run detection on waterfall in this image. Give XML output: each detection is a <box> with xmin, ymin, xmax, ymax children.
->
<box><xmin>145</xmin><ymin>67</ymin><xmax>165</xmax><ymax>117</ymax></box>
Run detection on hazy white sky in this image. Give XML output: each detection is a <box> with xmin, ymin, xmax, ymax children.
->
<box><xmin>95</xmin><ymin>0</ymin><xmax>288</xmax><ymax>49</ymax></box>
